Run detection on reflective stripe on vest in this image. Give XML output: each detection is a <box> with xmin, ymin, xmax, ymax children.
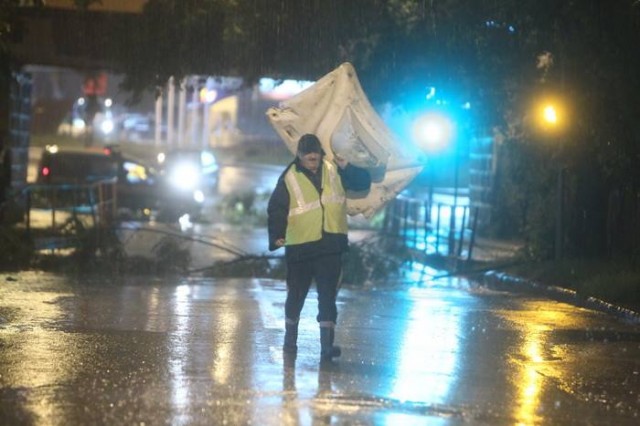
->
<box><xmin>284</xmin><ymin>160</ymin><xmax>348</xmax><ymax>245</ymax></box>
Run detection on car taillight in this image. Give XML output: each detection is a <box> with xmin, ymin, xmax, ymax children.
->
<box><xmin>41</xmin><ymin>166</ymin><xmax>50</xmax><ymax>177</ymax></box>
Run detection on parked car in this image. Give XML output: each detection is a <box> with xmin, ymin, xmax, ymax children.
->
<box><xmin>36</xmin><ymin>145</ymin><xmax>204</xmax><ymax>222</ymax></box>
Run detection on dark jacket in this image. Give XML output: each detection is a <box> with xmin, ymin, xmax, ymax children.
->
<box><xmin>267</xmin><ymin>158</ymin><xmax>371</xmax><ymax>262</ymax></box>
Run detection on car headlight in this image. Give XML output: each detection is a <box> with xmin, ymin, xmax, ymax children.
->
<box><xmin>169</xmin><ymin>163</ymin><xmax>200</xmax><ymax>191</ymax></box>
<box><xmin>201</xmin><ymin>151</ymin><xmax>216</xmax><ymax>166</ymax></box>
<box><xmin>200</xmin><ymin>151</ymin><xmax>218</xmax><ymax>174</ymax></box>
<box><xmin>72</xmin><ymin>118</ymin><xmax>86</xmax><ymax>131</ymax></box>
<box><xmin>193</xmin><ymin>190</ymin><xmax>205</xmax><ymax>203</ymax></box>
<box><xmin>100</xmin><ymin>119</ymin><xmax>114</xmax><ymax>134</ymax></box>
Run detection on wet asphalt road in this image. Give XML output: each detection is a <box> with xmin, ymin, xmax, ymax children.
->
<box><xmin>7</xmin><ymin>160</ymin><xmax>640</xmax><ymax>424</ymax></box>
<box><xmin>1</xmin><ymin>269</ymin><xmax>640</xmax><ymax>425</ymax></box>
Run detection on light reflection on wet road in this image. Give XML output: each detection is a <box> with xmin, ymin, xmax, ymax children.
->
<box><xmin>1</xmin><ymin>270</ymin><xmax>639</xmax><ymax>425</ymax></box>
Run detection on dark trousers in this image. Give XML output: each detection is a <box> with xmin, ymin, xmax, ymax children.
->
<box><xmin>285</xmin><ymin>253</ymin><xmax>342</xmax><ymax>324</ymax></box>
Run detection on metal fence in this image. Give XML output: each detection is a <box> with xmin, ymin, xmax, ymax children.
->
<box><xmin>23</xmin><ymin>179</ymin><xmax>117</xmax><ymax>251</ymax></box>
<box><xmin>383</xmin><ymin>194</ymin><xmax>479</xmax><ymax>262</ymax></box>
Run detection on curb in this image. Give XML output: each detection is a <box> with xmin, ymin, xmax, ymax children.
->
<box><xmin>482</xmin><ymin>270</ymin><xmax>640</xmax><ymax>325</ymax></box>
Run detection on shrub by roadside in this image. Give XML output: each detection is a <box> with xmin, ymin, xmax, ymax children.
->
<box><xmin>0</xmin><ymin>226</ymin><xmax>33</xmax><ymax>270</ymax></box>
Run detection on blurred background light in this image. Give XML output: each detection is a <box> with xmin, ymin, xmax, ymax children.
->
<box><xmin>411</xmin><ymin>111</ymin><xmax>456</xmax><ymax>154</ymax></box>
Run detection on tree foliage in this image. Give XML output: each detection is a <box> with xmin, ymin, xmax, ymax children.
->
<box><xmin>486</xmin><ymin>0</ymin><xmax>640</xmax><ymax>259</ymax></box>
<box><xmin>115</xmin><ymin>0</ymin><xmax>399</xmax><ymax>101</ymax></box>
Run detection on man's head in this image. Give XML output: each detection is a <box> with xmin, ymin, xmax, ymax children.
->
<box><xmin>296</xmin><ymin>134</ymin><xmax>324</xmax><ymax>173</ymax></box>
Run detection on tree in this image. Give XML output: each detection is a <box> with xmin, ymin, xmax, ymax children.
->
<box><xmin>486</xmin><ymin>0</ymin><xmax>640</xmax><ymax>258</ymax></box>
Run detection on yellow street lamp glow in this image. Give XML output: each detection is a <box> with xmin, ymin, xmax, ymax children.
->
<box><xmin>543</xmin><ymin>105</ymin><xmax>558</xmax><ymax>124</ymax></box>
<box><xmin>535</xmin><ymin>98</ymin><xmax>567</xmax><ymax>133</ymax></box>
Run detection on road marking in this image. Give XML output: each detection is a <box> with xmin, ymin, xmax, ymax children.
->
<box><xmin>251</xmin><ymin>279</ymin><xmax>283</xmax><ymax>330</ymax></box>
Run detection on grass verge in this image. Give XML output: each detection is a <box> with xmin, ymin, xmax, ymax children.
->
<box><xmin>501</xmin><ymin>257</ymin><xmax>640</xmax><ymax>313</ymax></box>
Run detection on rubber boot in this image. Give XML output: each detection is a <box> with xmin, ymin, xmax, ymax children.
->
<box><xmin>283</xmin><ymin>321</ymin><xmax>298</xmax><ymax>353</ymax></box>
<box><xmin>320</xmin><ymin>327</ymin><xmax>341</xmax><ymax>360</ymax></box>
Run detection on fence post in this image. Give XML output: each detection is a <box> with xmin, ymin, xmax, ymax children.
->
<box><xmin>435</xmin><ymin>204</ymin><xmax>441</xmax><ymax>255</ymax></box>
<box><xmin>457</xmin><ymin>206</ymin><xmax>468</xmax><ymax>257</ymax></box>
<box><xmin>467</xmin><ymin>207</ymin><xmax>479</xmax><ymax>262</ymax></box>
<box><xmin>448</xmin><ymin>204</ymin><xmax>457</xmax><ymax>256</ymax></box>
<box><xmin>423</xmin><ymin>199</ymin><xmax>430</xmax><ymax>251</ymax></box>
<box><xmin>413</xmin><ymin>200</ymin><xmax>420</xmax><ymax>248</ymax></box>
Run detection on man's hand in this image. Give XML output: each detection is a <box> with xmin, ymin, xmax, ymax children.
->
<box><xmin>334</xmin><ymin>154</ymin><xmax>348</xmax><ymax>169</ymax></box>
<box><xmin>275</xmin><ymin>238</ymin><xmax>285</xmax><ymax>247</ymax></box>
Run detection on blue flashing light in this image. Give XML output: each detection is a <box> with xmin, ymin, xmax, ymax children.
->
<box><xmin>411</xmin><ymin>112</ymin><xmax>456</xmax><ymax>154</ymax></box>
<box><xmin>384</xmin><ymin>83</ymin><xmax>474</xmax><ymax>161</ymax></box>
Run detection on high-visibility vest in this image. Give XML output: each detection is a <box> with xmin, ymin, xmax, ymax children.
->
<box><xmin>284</xmin><ymin>160</ymin><xmax>347</xmax><ymax>245</ymax></box>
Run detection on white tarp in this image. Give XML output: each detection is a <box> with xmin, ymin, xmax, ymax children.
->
<box><xmin>266</xmin><ymin>62</ymin><xmax>423</xmax><ymax>218</ymax></box>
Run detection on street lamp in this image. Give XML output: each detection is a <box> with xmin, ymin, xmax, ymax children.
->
<box><xmin>536</xmin><ymin>98</ymin><xmax>568</xmax><ymax>259</ymax></box>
